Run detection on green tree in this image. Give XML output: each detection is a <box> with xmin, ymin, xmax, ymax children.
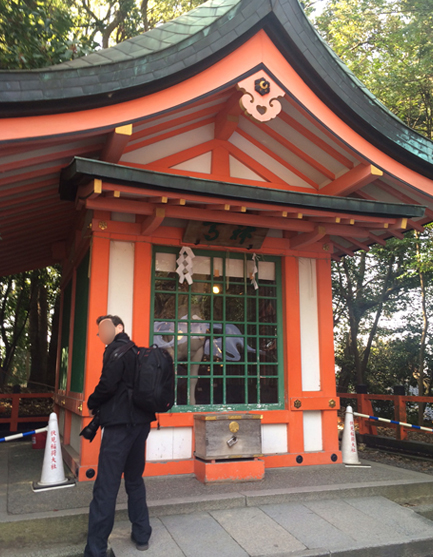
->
<box><xmin>312</xmin><ymin>0</ymin><xmax>433</xmax><ymax>138</ymax></box>
<box><xmin>0</xmin><ymin>0</ymin><xmax>206</xmax><ymax>69</ymax></box>
<box><xmin>0</xmin><ymin>273</ymin><xmax>32</xmax><ymax>388</ymax></box>
<box><xmin>0</xmin><ymin>267</ymin><xmax>61</xmax><ymax>391</ymax></box>
<box><xmin>0</xmin><ymin>0</ymin><xmax>96</xmax><ymax>69</ymax></box>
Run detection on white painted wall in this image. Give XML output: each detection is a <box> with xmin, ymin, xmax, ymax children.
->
<box><xmin>172</xmin><ymin>152</ymin><xmax>212</xmax><ymax>173</ymax></box>
<box><xmin>107</xmin><ymin>241</ymin><xmax>135</xmax><ymax>335</ymax></box>
<box><xmin>146</xmin><ymin>427</ymin><xmax>193</xmax><ymax>461</ymax></box>
<box><xmin>229</xmin><ymin>132</ymin><xmax>314</xmax><ymax>188</ymax></box>
<box><xmin>229</xmin><ymin>155</ymin><xmax>265</xmax><ymax>181</ymax></box>
<box><xmin>298</xmin><ymin>258</ymin><xmax>321</xmax><ymax>391</ymax></box>
<box><xmin>261</xmin><ymin>424</ymin><xmax>288</xmax><ymax>454</ymax></box>
<box><xmin>121</xmin><ymin>123</ymin><xmax>214</xmax><ymax>165</ymax></box>
<box><xmin>303</xmin><ymin>411</ymin><xmax>323</xmax><ymax>452</ymax></box>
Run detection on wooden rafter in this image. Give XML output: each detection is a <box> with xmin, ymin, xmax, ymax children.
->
<box><xmin>0</xmin><ymin>143</ymin><xmax>104</xmax><ymax>174</ymax></box>
<box><xmin>251</xmin><ymin>118</ymin><xmax>335</xmax><ymax>180</ymax></box>
<box><xmin>0</xmin><ymin>178</ymin><xmax>58</xmax><ymax>200</ymax></box>
<box><xmin>120</xmin><ymin>163</ymin><xmax>316</xmax><ymax>194</ymax></box>
<box><xmin>141</xmin><ymin>207</ymin><xmax>165</xmax><ymax>236</ymax></box>
<box><xmin>211</xmin><ymin>145</ymin><xmax>230</xmax><ymax>176</ymax></box>
<box><xmin>346</xmin><ymin>237</ymin><xmax>370</xmax><ymax>251</ymax></box>
<box><xmin>224</xmin><ymin>141</ymin><xmax>289</xmax><ymax>185</ymax></box>
<box><xmin>131</xmin><ymin>105</ymin><xmax>220</xmax><ymax>144</ymax></box>
<box><xmin>278</xmin><ymin>110</ymin><xmax>354</xmax><ymax>169</ymax></box>
<box><xmin>124</xmin><ymin>117</ymin><xmax>214</xmax><ymax>154</ymax></box>
<box><xmin>235</xmin><ymin>126</ymin><xmax>319</xmax><ymax>189</ymax></box>
<box><xmin>320</xmin><ymin>164</ymin><xmax>383</xmax><ymax>196</ymax></box>
<box><xmin>0</xmin><ymin>164</ymin><xmax>64</xmax><ymax>188</ymax></box>
<box><xmin>100</xmin><ymin>124</ymin><xmax>132</xmax><ymax>163</ymax></box>
<box><xmin>332</xmin><ymin>241</ymin><xmax>355</xmax><ymax>257</ymax></box>
<box><xmin>86</xmin><ymin>197</ymin><xmax>317</xmax><ymax>232</ymax></box>
<box><xmin>214</xmin><ymin>91</ymin><xmax>242</xmax><ymax>140</ymax></box>
<box><xmin>283</xmin><ymin>95</ymin><xmax>364</xmax><ymax>163</ymax></box>
<box><xmin>374</xmin><ymin>180</ymin><xmax>433</xmax><ymax>221</ymax></box>
<box><xmin>367</xmin><ymin>232</ymin><xmax>387</xmax><ymax>246</ymax></box>
<box><xmin>290</xmin><ymin>226</ymin><xmax>327</xmax><ymax>249</ymax></box>
<box><xmin>142</xmin><ymin>140</ymin><xmax>214</xmax><ymax>170</ymax></box>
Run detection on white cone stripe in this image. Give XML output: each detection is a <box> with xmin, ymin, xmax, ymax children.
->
<box><xmin>36</xmin><ymin>412</ymin><xmax>69</xmax><ymax>487</ymax></box>
<box><xmin>341</xmin><ymin>405</ymin><xmax>361</xmax><ymax>465</ymax></box>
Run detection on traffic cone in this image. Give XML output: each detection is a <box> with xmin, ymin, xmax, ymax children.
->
<box><xmin>341</xmin><ymin>405</ymin><xmax>362</xmax><ymax>466</ymax></box>
<box><xmin>32</xmin><ymin>412</ymin><xmax>75</xmax><ymax>492</ymax></box>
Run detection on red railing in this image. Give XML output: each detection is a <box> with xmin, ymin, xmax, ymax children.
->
<box><xmin>0</xmin><ymin>393</ymin><xmax>54</xmax><ymax>432</ymax></box>
<box><xmin>340</xmin><ymin>392</ymin><xmax>433</xmax><ymax>440</ymax></box>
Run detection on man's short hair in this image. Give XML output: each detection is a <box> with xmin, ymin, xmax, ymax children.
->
<box><xmin>96</xmin><ymin>315</ymin><xmax>125</xmax><ymax>329</ymax></box>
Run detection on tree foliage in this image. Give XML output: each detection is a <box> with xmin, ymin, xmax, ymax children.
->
<box><xmin>0</xmin><ymin>0</ymin><xmax>205</xmax><ymax>69</ymax></box>
<box><xmin>312</xmin><ymin>0</ymin><xmax>433</xmax><ymax>138</ymax></box>
<box><xmin>333</xmin><ymin>228</ymin><xmax>433</xmax><ymax>402</ymax></box>
<box><xmin>0</xmin><ymin>268</ymin><xmax>60</xmax><ymax>391</ymax></box>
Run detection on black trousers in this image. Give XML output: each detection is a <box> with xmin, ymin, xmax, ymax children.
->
<box><xmin>84</xmin><ymin>422</ymin><xmax>151</xmax><ymax>557</ymax></box>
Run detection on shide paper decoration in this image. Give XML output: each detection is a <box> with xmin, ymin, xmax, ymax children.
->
<box><xmin>176</xmin><ymin>246</ymin><xmax>195</xmax><ymax>285</ymax></box>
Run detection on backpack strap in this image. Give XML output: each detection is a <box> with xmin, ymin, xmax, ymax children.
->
<box><xmin>110</xmin><ymin>340</ymin><xmax>136</xmax><ymax>361</ymax></box>
<box><xmin>108</xmin><ymin>340</ymin><xmax>138</xmax><ymax>423</ymax></box>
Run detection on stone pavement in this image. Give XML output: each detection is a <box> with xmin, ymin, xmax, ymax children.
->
<box><xmin>3</xmin><ymin>441</ymin><xmax>433</xmax><ymax>556</ymax></box>
<box><xmin>109</xmin><ymin>496</ymin><xmax>433</xmax><ymax>557</ymax></box>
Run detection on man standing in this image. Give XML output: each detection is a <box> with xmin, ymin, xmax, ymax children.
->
<box><xmin>84</xmin><ymin>315</ymin><xmax>155</xmax><ymax>556</ymax></box>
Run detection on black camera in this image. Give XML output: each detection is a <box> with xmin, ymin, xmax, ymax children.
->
<box><xmin>80</xmin><ymin>412</ymin><xmax>100</xmax><ymax>442</ymax></box>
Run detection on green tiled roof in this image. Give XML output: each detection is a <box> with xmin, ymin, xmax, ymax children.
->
<box><xmin>60</xmin><ymin>156</ymin><xmax>426</xmax><ymax>219</ymax></box>
<box><xmin>1</xmin><ymin>0</ymin><xmax>433</xmax><ymax>180</ymax></box>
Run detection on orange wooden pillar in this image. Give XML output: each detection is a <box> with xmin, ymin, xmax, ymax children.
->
<box><xmin>316</xmin><ymin>258</ymin><xmax>340</xmax><ymax>458</ymax></box>
<box><xmin>282</xmin><ymin>256</ymin><xmax>304</xmax><ymax>456</ymax></box>
<box><xmin>78</xmin><ymin>234</ymin><xmax>110</xmax><ymax>481</ymax></box>
<box><xmin>132</xmin><ymin>241</ymin><xmax>152</xmax><ymax>346</ymax></box>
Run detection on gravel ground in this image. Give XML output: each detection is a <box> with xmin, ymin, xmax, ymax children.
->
<box><xmin>358</xmin><ymin>425</ymin><xmax>433</xmax><ymax>476</ymax></box>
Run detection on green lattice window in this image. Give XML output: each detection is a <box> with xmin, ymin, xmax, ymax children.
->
<box><xmin>70</xmin><ymin>250</ymin><xmax>90</xmax><ymax>393</ymax></box>
<box><xmin>151</xmin><ymin>247</ymin><xmax>283</xmax><ymax>411</ymax></box>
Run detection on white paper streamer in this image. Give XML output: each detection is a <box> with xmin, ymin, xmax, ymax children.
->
<box><xmin>250</xmin><ymin>253</ymin><xmax>259</xmax><ymax>290</ymax></box>
<box><xmin>176</xmin><ymin>246</ymin><xmax>195</xmax><ymax>285</ymax></box>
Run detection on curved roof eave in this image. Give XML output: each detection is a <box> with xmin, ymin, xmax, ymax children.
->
<box><xmin>1</xmin><ymin>0</ymin><xmax>433</xmax><ymax>181</ymax></box>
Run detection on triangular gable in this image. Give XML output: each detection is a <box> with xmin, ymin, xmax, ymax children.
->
<box><xmin>2</xmin><ymin>0</ymin><xmax>433</xmax><ymax>273</ymax></box>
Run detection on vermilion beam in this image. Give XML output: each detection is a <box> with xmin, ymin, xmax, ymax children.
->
<box><xmin>290</xmin><ymin>226</ymin><xmax>327</xmax><ymax>249</ymax></box>
<box><xmin>320</xmin><ymin>164</ymin><xmax>383</xmax><ymax>196</ymax></box>
<box><xmin>100</xmin><ymin>125</ymin><xmax>132</xmax><ymax>163</ymax></box>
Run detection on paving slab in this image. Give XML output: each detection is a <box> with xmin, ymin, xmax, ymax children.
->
<box><xmin>160</xmin><ymin>512</ymin><xmax>249</xmax><ymax>557</ymax></box>
<box><xmin>109</xmin><ymin>518</ymin><xmax>185</xmax><ymax>557</ymax></box>
<box><xmin>6</xmin><ymin>441</ymin><xmax>433</xmax><ymax>520</ymax></box>
<box><xmin>344</xmin><ymin>496</ymin><xmax>433</xmax><ymax>539</ymax></box>
<box><xmin>303</xmin><ymin>498</ymin><xmax>407</xmax><ymax>546</ymax></box>
<box><xmin>210</xmin><ymin>506</ymin><xmax>306</xmax><ymax>556</ymax></box>
<box><xmin>261</xmin><ymin>502</ymin><xmax>356</xmax><ymax>551</ymax></box>
<box><xmin>5</xmin><ymin>441</ymin><xmax>433</xmax><ymax>556</ymax></box>
<box><xmin>108</xmin><ymin>497</ymin><xmax>433</xmax><ymax>557</ymax></box>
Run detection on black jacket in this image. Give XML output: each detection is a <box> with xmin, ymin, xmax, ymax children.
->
<box><xmin>87</xmin><ymin>332</ymin><xmax>156</xmax><ymax>427</ymax></box>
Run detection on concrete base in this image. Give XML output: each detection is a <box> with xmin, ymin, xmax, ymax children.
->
<box><xmin>194</xmin><ymin>457</ymin><xmax>265</xmax><ymax>483</ymax></box>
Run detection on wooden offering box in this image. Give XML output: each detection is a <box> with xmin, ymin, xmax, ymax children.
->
<box><xmin>194</xmin><ymin>413</ymin><xmax>262</xmax><ymax>460</ymax></box>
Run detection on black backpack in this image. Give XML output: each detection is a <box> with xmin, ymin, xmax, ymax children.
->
<box><xmin>112</xmin><ymin>341</ymin><xmax>175</xmax><ymax>414</ymax></box>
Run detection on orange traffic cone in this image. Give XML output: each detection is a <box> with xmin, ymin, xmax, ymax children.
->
<box><xmin>32</xmin><ymin>412</ymin><xmax>76</xmax><ymax>492</ymax></box>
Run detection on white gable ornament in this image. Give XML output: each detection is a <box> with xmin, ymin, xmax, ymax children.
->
<box><xmin>237</xmin><ymin>72</ymin><xmax>285</xmax><ymax>122</ymax></box>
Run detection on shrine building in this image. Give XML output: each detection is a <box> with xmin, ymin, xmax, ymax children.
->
<box><xmin>1</xmin><ymin>0</ymin><xmax>433</xmax><ymax>482</ymax></box>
